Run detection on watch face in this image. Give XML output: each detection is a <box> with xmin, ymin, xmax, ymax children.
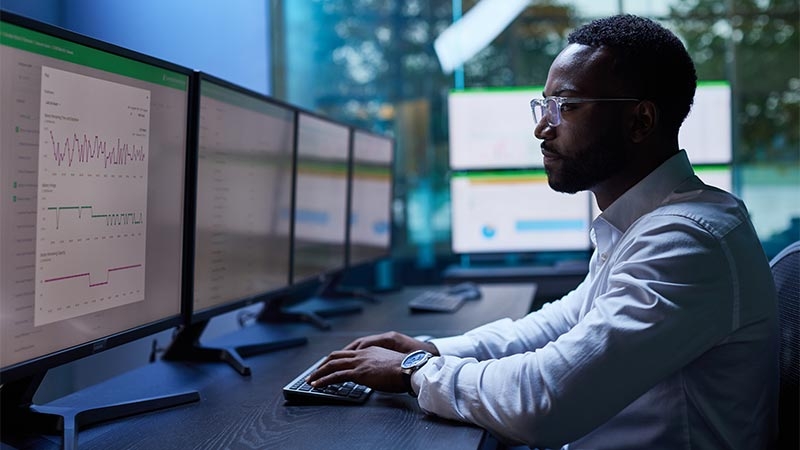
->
<box><xmin>402</xmin><ymin>350</ymin><xmax>430</xmax><ymax>369</ymax></box>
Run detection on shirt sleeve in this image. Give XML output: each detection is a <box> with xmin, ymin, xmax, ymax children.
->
<box><xmin>413</xmin><ymin>215</ymin><xmax>739</xmax><ymax>448</ymax></box>
<box><xmin>429</xmin><ymin>276</ymin><xmax>591</xmax><ymax>360</ymax></box>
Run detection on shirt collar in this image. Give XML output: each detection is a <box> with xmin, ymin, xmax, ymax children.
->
<box><xmin>599</xmin><ymin>150</ymin><xmax>695</xmax><ymax>233</ymax></box>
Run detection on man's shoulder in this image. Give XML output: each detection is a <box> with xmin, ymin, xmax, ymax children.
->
<box><xmin>646</xmin><ymin>183</ymin><xmax>750</xmax><ymax>238</ymax></box>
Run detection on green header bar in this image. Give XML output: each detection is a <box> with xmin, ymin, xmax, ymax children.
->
<box><xmin>298</xmin><ymin>159</ymin><xmax>348</xmax><ymax>175</ymax></box>
<box><xmin>353</xmin><ymin>164</ymin><xmax>391</xmax><ymax>177</ymax></box>
<box><xmin>201</xmin><ymin>81</ymin><xmax>293</xmax><ymax>119</ymax></box>
<box><xmin>1</xmin><ymin>21</ymin><xmax>187</xmax><ymax>91</ymax></box>
<box><xmin>451</xmin><ymin>80</ymin><xmax>729</xmax><ymax>95</ymax></box>
<box><xmin>451</xmin><ymin>164</ymin><xmax>727</xmax><ymax>181</ymax></box>
<box><xmin>693</xmin><ymin>164</ymin><xmax>730</xmax><ymax>173</ymax></box>
<box><xmin>452</xmin><ymin>169</ymin><xmax>547</xmax><ymax>180</ymax></box>
<box><xmin>450</xmin><ymin>85</ymin><xmax>543</xmax><ymax>95</ymax></box>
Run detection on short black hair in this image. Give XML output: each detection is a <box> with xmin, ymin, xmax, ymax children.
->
<box><xmin>568</xmin><ymin>14</ymin><xmax>697</xmax><ymax>133</ymax></box>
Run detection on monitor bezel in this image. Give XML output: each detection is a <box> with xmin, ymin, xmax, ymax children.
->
<box><xmin>345</xmin><ymin>127</ymin><xmax>396</xmax><ymax>271</ymax></box>
<box><xmin>185</xmin><ymin>71</ymin><xmax>298</xmax><ymax>326</ymax></box>
<box><xmin>0</xmin><ymin>10</ymin><xmax>193</xmax><ymax>384</ymax></box>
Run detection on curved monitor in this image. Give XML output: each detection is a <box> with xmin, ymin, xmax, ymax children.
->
<box><xmin>291</xmin><ymin>112</ymin><xmax>350</xmax><ymax>284</ymax></box>
<box><xmin>0</xmin><ymin>12</ymin><xmax>191</xmax><ymax>383</ymax></box>
<box><xmin>190</xmin><ymin>73</ymin><xmax>295</xmax><ymax>322</ymax></box>
<box><xmin>347</xmin><ymin>129</ymin><xmax>394</xmax><ymax>268</ymax></box>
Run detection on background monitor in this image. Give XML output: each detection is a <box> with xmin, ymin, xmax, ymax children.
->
<box><xmin>162</xmin><ymin>73</ymin><xmax>304</xmax><ymax>376</ymax></box>
<box><xmin>448</xmin><ymin>87</ymin><xmax>541</xmax><ymax>170</ymax></box>
<box><xmin>191</xmin><ymin>74</ymin><xmax>294</xmax><ymax>319</ymax></box>
<box><xmin>0</xmin><ymin>10</ymin><xmax>197</xmax><ymax>444</ymax></box>
<box><xmin>347</xmin><ymin>129</ymin><xmax>394</xmax><ymax>268</ymax></box>
<box><xmin>678</xmin><ymin>83</ymin><xmax>732</xmax><ymax>164</ymax></box>
<box><xmin>694</xmin><ymin>164</ymin><xmax>733</xmax><ymax>193</ymax></box>
<box><xmin>450</xmin><ymin>170</ymin><xmax>592</xmax><ymax>254</ymax></box>
<box><xmin>291</xmin><ymin>112</ymin><xmax>350</xmax><ymax>284</ymax></box>
<box><xmin>447</xmin><ymin>82</ymin><xmax>732</xmax><ymax>170</ymax></box>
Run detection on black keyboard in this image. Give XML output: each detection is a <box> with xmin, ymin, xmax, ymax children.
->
<box><xmin>283</xmin><ymin>357</ymin><xmax>372</xmax><ymax>404</ymax></box>
<box><xmin>408</xmin><ymin>290</ymin><xmax>466</xmax><ymax>312</ymax></box>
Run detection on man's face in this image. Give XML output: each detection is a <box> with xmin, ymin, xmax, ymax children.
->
<box><xmin>534</xmin><ymin>44</ymin><xmax>632</xmax><ymax>194</ymax></box>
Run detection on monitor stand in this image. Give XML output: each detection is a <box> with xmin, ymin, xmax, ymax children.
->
<box><xmin>161</xmin><ymin>320</ymin><xmax>307</xmax><ymax>376</ymax></box>
<box><xmin>0</xmin><ymin>371</ymin><xmax>199</xmax><ymax>450</ymax></box>
<box><xmin>258</xmin><ymin>274</ymin><xmax>371</xmax><ymax>330</ymax></box>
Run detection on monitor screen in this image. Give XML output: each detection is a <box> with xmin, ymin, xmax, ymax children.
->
<box><xmin>448</xmin><ymin>82</ymin><xmax>732</xmax><ymax>170</ymax></box>
<box><xmin>678</xmin><ymin>83</ymin><xmax>732</xmax><ymax>164</ymax></box>
<box><xmin>291</xmin><ymin>112</ymin><xmax>350</xmax><ymax>284</ymax></box>
<box><xmin>448</xmin><ymin>87</ymin><xmax>541</xmax><ymax>170</ymax></box>
<box><xmin>348</xmin><ymin>130</ymin><xmax>393</xmax><ymax>267</ymax></box>
<box><xmin>0</xmin><ymin>14</ymin><xmax>190</xmax><ymax>380</ymax></box>
<box><xmin>450</xmin><ymin>170</ymin><xmax>592</xmax><ymax>254</ymax></box>
<box><xmin>191</xmin><ymin>75</ymin><xmax>294</xmax><ymax>319</ymax></box>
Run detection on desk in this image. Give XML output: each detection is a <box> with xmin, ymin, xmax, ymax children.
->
<box><xmin>2</xmin><ymin>283</ymin><xmax>535</xmax><ymax>450</ymax></box>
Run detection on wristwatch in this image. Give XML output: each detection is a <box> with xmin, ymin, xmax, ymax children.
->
<box><xmin>400</xmin><ymin>349</ymin><xmax>433</xmax><ymax>397</ymax></box>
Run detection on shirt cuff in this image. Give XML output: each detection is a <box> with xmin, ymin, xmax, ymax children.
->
<box><xmin>429</xmin><ymin>335</ymin><xmax>476</xmax><ymax>357</ymax></box>
<box><xmin>410</xmin><ymin>367</ymin><xmax>424</xmax><ymax>397</ymax></box>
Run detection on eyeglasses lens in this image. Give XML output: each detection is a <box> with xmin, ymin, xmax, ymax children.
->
<box><xmin>545</xmin><ymin>98</ymin><xmax>560</xmax><ymax>126</ymax></box>
<box><xmin>532</xmin><ymin>98</ymin><xmax>560</xmax><ymax>127</ymax></box>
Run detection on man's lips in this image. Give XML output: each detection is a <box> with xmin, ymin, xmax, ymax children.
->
<box><xmin>541</xmin><ymin>145</ymin><xmax>560</xmax><ymax>161</ymax></box>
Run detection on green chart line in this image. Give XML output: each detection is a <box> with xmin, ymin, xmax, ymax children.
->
<box><xmin>47</xmin><ymin>205</ymin><xmax>144</xmax><ymax>229</ymax></box>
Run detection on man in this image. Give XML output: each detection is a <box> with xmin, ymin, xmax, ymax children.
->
<box><xmin>307</xmin><ymin>14</ymin><xmax>778</xmax><ymax>449</ymax></box>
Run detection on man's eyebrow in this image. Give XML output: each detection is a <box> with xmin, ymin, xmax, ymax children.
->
<box><xmin>548</xmin><ymin>88</ymin><xmax>576</xmax><ymax>97</ymax></box>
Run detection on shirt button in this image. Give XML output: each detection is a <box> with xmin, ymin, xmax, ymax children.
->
<box><xmin>600</xmin><ymin>253</ymin><xmax>608</xmax><ymax>262</ymax></box>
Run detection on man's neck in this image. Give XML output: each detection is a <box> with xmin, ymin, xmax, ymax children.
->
<box><xmin>592</xmin><ymin>148</ymin><xmax>678</xmax><ymax>211</ymax></box>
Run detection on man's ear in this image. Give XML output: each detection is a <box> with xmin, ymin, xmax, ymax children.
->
<box><xmin>630</xmin><ymin>100</ymin><xmax>658</xmax><ymax>143</ymax></box>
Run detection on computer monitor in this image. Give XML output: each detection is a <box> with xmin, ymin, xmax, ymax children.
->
<box><xmin>264</xmin><ymin>111</ymin><xmax>368</xmax><ymax>329</ymax></box>
<box><xmin>678</xmin><ymin>83</ymin><xmax>732</xmax><ymax>164</ymax></box>
<box><xmin>450</xmin><ymin>170</ymin><xmax>593</xmax><ymax>254</ymax></box>
<box><xmin>448</xmin><ymin>87</ymin><xmax>541</xmax><ymax>170</ymax></box>
<box><xmin>291</xmin><ymin>111</ymin><xmax>350</xmax><ymax>283</ymax></box>
<box><xmin>347</xmin><ymin>129</ymin><xmax>394</xmax><ymax>268</ymax></box>
<box><xmin>0</xmin><ymin>11</ymin><xmax>197</xmax><ymax>448</ymax></box>
<box><xmin>694</xmin><ymin>164</ymin><xmax>733</xmax><ymax>193</ymax></box>
<box><xmin>161</xmin><ymin>73</ymin><xmax>305</xmax><ymax>376</ymax></box>
<box><xmin>448</xmin><ymin>82</ymin><xmax>732</xmax><ymax>170</ymax></box>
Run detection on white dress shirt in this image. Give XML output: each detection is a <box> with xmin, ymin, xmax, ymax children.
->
<box><xmin>415</xmin><ymin>151</ymin><xmax>779</xmax><ymax>449</ymax></box>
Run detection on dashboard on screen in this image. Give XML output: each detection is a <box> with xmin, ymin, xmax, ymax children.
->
<box><xmin>291</xmin><ymin>112</ymin><xmax>349</xmax><ymax>283</ymax></box>
<box><xmin>0</xmin><ymin>13</ymin><xmax>190</xmax><ymax>380</ymax></box>
<box><xmin>191</xmin><ymin>76</ymin><xmax>294</xmax><ymax>318</ymax></box>
<box><xmin>450</xmin><ymin>170</ymin><xmax>592</xmax><ymax>254</ymax></box>
<box><xmin>348</xmin><ymin>130</ymin><xmax>393</xmax><ymax>267</ymax></box>
<box><xmin>448</xmin><ymin>82</ymin><xmax>732</xmax><ymax>170</ymax></box>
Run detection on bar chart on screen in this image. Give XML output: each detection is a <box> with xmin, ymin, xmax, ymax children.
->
<box><xmin>33</xmin><ymin>66</ymin><xmax>151</xmax><ymax>326</ymax></box>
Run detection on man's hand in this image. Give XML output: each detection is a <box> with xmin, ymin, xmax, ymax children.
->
<box><xmin>306</xmin><ymin>346</ymin><xmax>407</xmax><ymax>393</ymax></box>
<box><xmin>344</xmin><ymin>331</ymin><xmax>440</xmax><ymax>356</ymax></box>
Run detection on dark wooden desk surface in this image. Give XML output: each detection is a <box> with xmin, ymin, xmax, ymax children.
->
<box><xmin>2</xmin><ymin>283</ymin><xmax>536</xmax><ymax>450</ymax></box>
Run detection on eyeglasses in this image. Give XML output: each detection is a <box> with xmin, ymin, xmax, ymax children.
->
<box><xmin>530</xmin><ymin>96</ymin><xmax>640</xmax><ymax>127</ymax></box>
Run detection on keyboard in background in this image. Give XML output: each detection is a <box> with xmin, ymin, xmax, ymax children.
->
<box><xmin>407</xmin><ymin>282</ymin><xmax>482</xmax><ymax>313</ymax></box>
<box><xmin>283</xmin><ymin>357</ymin><xmax>372</xmax><ymax>404</ymax></box>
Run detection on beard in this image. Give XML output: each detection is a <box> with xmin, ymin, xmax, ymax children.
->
<box><xmin>544</xmin><ymin>128</ymin><xmax>628</xmax><ymax>194</ymax></box>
